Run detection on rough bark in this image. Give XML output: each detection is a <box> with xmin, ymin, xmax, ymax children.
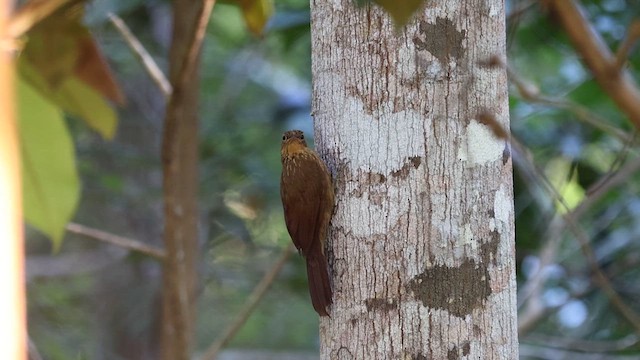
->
<box><xmin>160</xmin><ymin>1</ymin><xmax>203</xmax><ymax>359</ymax></box>
<box><xmin>310</xmin><ymin>1</ymin><xmax>518</xmax><ymax>359</ymax></box>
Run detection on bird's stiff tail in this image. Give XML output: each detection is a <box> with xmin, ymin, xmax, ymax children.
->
<box><xmin>306</xmin><ymin>254</ymin><xmax>333</xmax><ymax>316</ymax></box>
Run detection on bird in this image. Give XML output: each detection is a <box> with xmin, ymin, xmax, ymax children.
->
<box><xmin>280</xmin><ymin>129</ymin><xmax>334</xmax><ymax>316</ymax></box>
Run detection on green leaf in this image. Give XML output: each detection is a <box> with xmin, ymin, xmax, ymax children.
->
<box><xmin>19</xmin><ymin>60</ymin><xmax>118</xmax><ymax>139</ymax></box>
<box><xmin>17</xmin><ymin>77</ymin><xmax>80</xmax><ymax>251</ymax></box>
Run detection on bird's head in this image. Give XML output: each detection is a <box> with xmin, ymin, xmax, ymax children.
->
<box><xmin>281</xmin><ymin>130</ymin><xmax>308</xmax><ymax>157</ymax></box>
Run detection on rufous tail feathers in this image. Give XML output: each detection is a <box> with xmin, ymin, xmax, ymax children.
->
<box><xmin>306</xmin><ymin>254</ymin><xmax>332</xmax><ymax>316</ymax></box>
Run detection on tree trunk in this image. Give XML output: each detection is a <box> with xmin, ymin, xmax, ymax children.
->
<box><xmin>160</xmin><ymin>1</ymin><xmax>203</xmax><ymax>359</ymax></box>
<box><xmin>311</xmin><ymin>1</ymin><xmax>518</xmax><ymax>359</ymax></box>
<box><xmin>1</xmin><ymin>1</ymin><xmax>26</xmax><ymax>359</ymax></box>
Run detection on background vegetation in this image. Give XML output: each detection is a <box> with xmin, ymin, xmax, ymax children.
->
<box><xmin>21</xmin><ymin>0</ymin><xmax>640</xmax><ymax>358</ymax></box>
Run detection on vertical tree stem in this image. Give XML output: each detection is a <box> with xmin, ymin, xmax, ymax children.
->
<box><xmin>161</xmin><ymin>1</ymin><xmax>215</xmax><ymax>359</ymax></box>
<box><xmin>0</xmin><ymin>0</ymin><xmax>26</xmax><ymax>358</ymax></box>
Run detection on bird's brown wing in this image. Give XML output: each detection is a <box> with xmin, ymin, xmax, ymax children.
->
<box><xmin>280</xmin><ymin>152</ymin><xmax>328</xmax><ymax>255</ymax></box>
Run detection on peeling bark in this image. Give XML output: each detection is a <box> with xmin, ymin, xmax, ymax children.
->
<box><xmin>311</xmin><ymin>1</ymin><xmax>518</xmax><ymax>358</ymax></box>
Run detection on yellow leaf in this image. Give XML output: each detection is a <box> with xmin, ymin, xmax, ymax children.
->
<box><xmin>373</xmin><ymin>0</ymin><xmax>425</xmax><ymax>27</ymax></box>
<box><xmin>237</xmin><ymin>0</ymin><xmax>274</xmax><ymax>36</ymax></box>
<box><xmin>545</xmin><ymin>158</ymin><xmax>585</xmax><ymax>212</ymax></box>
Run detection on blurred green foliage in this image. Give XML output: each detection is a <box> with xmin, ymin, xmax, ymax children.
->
<box><xmin>24</xmin><ymin>0</ymin><xmax>640</xmax><ymax>359</ymax></box>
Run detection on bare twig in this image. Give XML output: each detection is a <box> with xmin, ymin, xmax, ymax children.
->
<box><xmin>496</xmin><ymin>55</ymin><xmax>633</xmax><ymax>143</ymax></box>
<box><xmin>519</xmin><ymin>285</ymin><xmax>589</xmax><ymax>335</ymax></box>
<box><xmin>28</xmin><ymin>336</ymin><xmax>43</xmax><ymax>360</ymax></box>
<box><xmin>200</xmin><ymin>246</ymin><xmax>295</xmax><ymax>360</ymax></box>
<box><xmin>516</xmin><ymin>216</ymin><xmax>564</xmax><ymax>308</ymax></box>
<box><xmin>26</xmin><ymin>250</ymin><xmax>126</xmax><ymax>279</ymax></box>
<box><xmin>517</xmin><ymin>147</ymin><xmax>640</xmax><ymax>334</ymax></box>
<box><xmin>177</xmin><ymin>0</ymin><xmax>217</xmax><ymax>90</ymax></box>
<box><xmin>525</xmin><ymin>333</ymin><xmax>639</xmax><ymax>353</ymax></box>
<box><xmin>513</xmin><ymin>138</ymin><xmax>640</xmax><ymax>334</ymax></box>
<box><xmin>520</xmin><ymin>343</ymin><xmax>640</xmax><ymax>359</ymax></box>
<box><xmin>583</xmin><ymin>129</ymin><xmax>637</xmax><ymax>198</ymax></box>
<box><xmin>615</xmin><ymin>20</ymin><xmax>640</xmax><ymax>71</ymax></box>
<box><xmin>66</xmin><ymin>222</ymin><xmax>166</xmax><ymax>261</ymax></box>
<box><xmin>545</xmin><ymin>0</ymin><xmax>640</xmax><ymax>129</ymax></box>
<box><xmin>559</xmin><ymin>200</ymin><xmax>640</xmax><ymax>335</ymax></box>
<box><xmin>507</xmin><ymin>0</ymin><xmax>536</xmax><ymax>22</ymax></box>
<box><xmin>494</xmin><ymin>54</ymin><xmax>640</xmax><ymax>218</ymax></box>
<box><xmin>107</xmin><ymin>13</ymin><xmax>172</xmax><ymax>99</ymax></box>
<box><xmin>8</xmin><ymin>0</ymin><xmax>80</xmax><ymax>38</ymax></box>
<box><xmin>482</xmin><ymin>110</ymin><xmax>640</xmax><ymax>334</ymax></box>
<box><xmin>575</xmin><ymin>153</ymin><xmax>640</xmax><ymax>219</ymax></box>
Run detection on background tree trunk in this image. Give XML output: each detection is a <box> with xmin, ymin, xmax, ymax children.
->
<box><xmin>311</xmin><ymin>1</ymin><xmax>518</xmax><ymax>358</ymax></box>
<box><xmin>0</xmin><ymin>0</ymin><xmax>26</xmax><ymax>358</ymax></box>
<box><xmin>161</xmin><ymin>1</ymin><xmax>204</xmax><ymax>359</ymax></box>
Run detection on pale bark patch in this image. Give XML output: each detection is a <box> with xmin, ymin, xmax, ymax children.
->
<box><xmin>458</xmin><ymin>120</ymin><xmax>505</xmax><ymax>166</ymax></box>
<box><xmin>493</xmin><ymin>183</ymin><xmax>512</xmax><ymax>230</ymax></box>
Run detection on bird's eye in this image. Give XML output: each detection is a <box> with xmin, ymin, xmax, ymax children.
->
<box><xmin>300</xmin><ymin>134</ymin><xmax>304</xmax><ymax>139</ymax></box>
<box><xmin>282</xmin><ymin>135</ymin><xmax>286</xmax><ymax>140</ymax></box>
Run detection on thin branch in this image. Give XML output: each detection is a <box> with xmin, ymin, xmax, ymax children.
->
<box><xmin>525</xmin><ymin>333</ymin><xmax>639</xmax><ymax>353</ymax></box>
<box><xmin>510</xmin><ymin>130</ymin><xmax>640</xmax><ymax>333</ymax></box>
<box><xmin>520</xmin><ymin>284</ymin><xmax>596</xmax><ymax>335</ymax></box>
<box><xmin>28</xmin><ymin>336</ymin><xmax>43</xmax><ymax>360</ymax></box>
<box><xmin>480</xmin><ymin>111</ymin><xmax>640</xmax><ymax>335</ymax></box>
<box><xmin>520</xmin><ymin>343</ymin><xmax>640</xmax><ymax>360</ymax></box>
<box><xmin>107</xmin><ymin>13</ymin><xmax>172</xmax><ymax>99</ymax></box>
<box><xmin>177</xmin><ymin>0</ymin><xmax>217</xmax><ymax>90</ymax></box>
<box><xmin>545</xmin><ymin>0</ymin><xmax>640</xmax><ymax>130</ymax></box>
<box><xmin>514</xmin><ymin>142</ymin><xmax>640</xmax><ymax>334</ymax></box>
<box><xmin>66</xmin><ymin>222</ymin><xmax>166</xmax><ymax>261</ymax></box>
<box><xmin>517</xmin><ymin>216</ymin><xmax>564</xmax><ymax>308</ymax></box>
<box><xmin>516</xmin><ymin>140</ymin><xmax>640</xmax><ymax>333</ymax></box>
<box><xmin>506</xmin><ymin>0</ymin><xmax>536</xmax><ymax>22</ymax></box>
<box><xmin>8</xmin><ymin>0</ymin><xmax>80</xmax><ymax>38</ymax></box>
<box><xmin>200</xmin><ymin>246</ymin><xmax>295</xmax><ymax>360</ymax></box>
<box><xmin>615</xmin><ymin>20</ymin><xmax>640</xmax><ymax>71</ymax></box>
<box><xmin>593</xmin><ymin>128</ymin><xmax>637</xmax><ymax>183</ymax></box>
<box><xmin>560</xmin><ymin>206</ymin><xmax>640</xmax><ymax>335</ymax></box>
<box><xmin>496</xmin><ymin>55</ymin><xmax>633</xmax><ymax>143</ymax></box>
<box><xmin>483</xmin><ymin>60</ymin><xmax>640</xmax><ymax>325</ymax></box>
<box><xmin>574</xmin><ymin>152</ymin><xmax>640</xmax><ymax>219</ymax></box>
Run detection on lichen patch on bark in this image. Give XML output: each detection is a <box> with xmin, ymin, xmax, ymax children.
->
<box><xmin>447</xmin><ymin>341</ymin><xmax>471</xmax><ymax>360</ymax></box>
<box><xmin>411</xmin><ymin>352</ymin><xmax>428</xmax><ymax>360</ymax></box>
<box><xmin>364</xmin><ymin>297</ymin><xmax>398</xmax><ymax>312</ymax></box>
<box><xmin>480</xmin><ymin>230</ymin><xmax>500</xmax><ymax>265</ymax></box>
<box><xmin>413</xmin><ymin>17</ymin><xmax>467</xmax><ymax>64</ymax></box>
<box><xmin>407</xmin><ymin>260</ymin><xmax>492</xmax><ymax>318</ymax></box>
<box><xmin>391</xmin><ymin>156</ymin><xmax>424</xmax><ymax>179</ymax></box>
<box><xmin>502</xmin><ymin>144</ymin><xmax>511</xmax><ymax>165</ymax></box>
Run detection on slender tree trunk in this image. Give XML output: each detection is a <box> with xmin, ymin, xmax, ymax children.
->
<box><xmin>0</xmin><ymin>1</ymin><xmax>27</xmax><ymax>359</ymax></box>
<box><xmin>161</xmin><ymin>1</ymin><xmax>203</xmax><ymax>359</ymax></box>
<box><xmin>311</xmin><ymin>1</ymin><xmax>518</xmax><ymax>359</ymax></box>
